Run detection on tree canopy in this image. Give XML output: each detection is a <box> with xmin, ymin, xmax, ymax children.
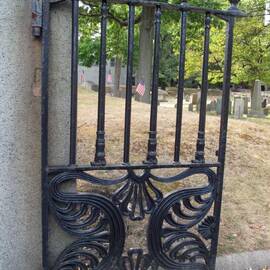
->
<box><xmin>79</xmin><ymin>0</ymin><xmax>270</xmax><ymax>89</ymax></box>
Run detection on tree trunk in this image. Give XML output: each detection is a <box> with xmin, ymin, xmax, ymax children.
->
<box><xmin>113</xmin><ymin>57</ymin><xmax>121</xmax><ymax>97</ymax></box>
<box><xmin>136</xmin><ymin>7</ymin><xmax>154</xmax><ymax>104</ymax></box>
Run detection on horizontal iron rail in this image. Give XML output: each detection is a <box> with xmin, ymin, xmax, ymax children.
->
<box><xmin>106</xmin><ymin>0</ymin><xmax>246</xmax><ymax>17</ymax></box>
<box><xmin>51</xmin><ymin>0</ymin><xmax>246</xmax><ymax>17</ymax></box>
<box><xmin>47</xmin><ymin>161</ymin><xmax>220</xmax><ymax>174</ymax></box>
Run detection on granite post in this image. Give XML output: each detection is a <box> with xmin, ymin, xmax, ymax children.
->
<box><xmin>0</xmin><ymin>1</ymin><xmax>42</xmax><ymax>269</ymax></box>
<box><xmin>46</xmin><ymin>1</ymin><xmax>75</xmax><ymax>267</ymax></box>
<box><xmin>0</xmin><ymin>1</ymin><xmax>73</xmax><ymax>269</ymax></box>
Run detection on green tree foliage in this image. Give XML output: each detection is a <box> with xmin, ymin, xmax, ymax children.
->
<box><xmin>79</xmin><ymin>2</ymin><xmax>141</xmax><ymax>67</ymax></box>
<box><xmin>79</xmin><ymin>0</ymin><xmax>270</xmax><ymax>89</ymax></box>
<box><xmin>233</xmin><ymin>0</ymin><xmax>270</xmax><ymax>86</ymax></box>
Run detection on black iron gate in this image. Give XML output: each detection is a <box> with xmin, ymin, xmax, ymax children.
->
<box><xmin>41</xmin><ymin>0</ymin><xmax>244</xmax><ymax>269</ymax></box>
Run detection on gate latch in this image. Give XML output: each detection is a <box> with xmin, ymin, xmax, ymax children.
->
<box><xmin>32</xmin><ymin>0</ymin><xmax>42</xmax><ymax>37</ymax></box>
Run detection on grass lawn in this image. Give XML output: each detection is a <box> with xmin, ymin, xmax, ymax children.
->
<box><xmin>76</xmin><ymin>87</ymin><xmax>270</xmax><ymax>255</ymax></box>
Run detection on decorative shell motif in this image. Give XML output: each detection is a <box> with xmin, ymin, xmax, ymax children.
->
<box><xmin>112</xmin><ymin>170</ymin><xmax>163</xmax><ymax>221</ymax></box>
<box><xmin>198</xmin><ymin>216</ymin><xmax>216</xmax><ymax>240</ymax></box>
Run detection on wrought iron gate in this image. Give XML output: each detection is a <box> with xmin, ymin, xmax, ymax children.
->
<box><xmin>41</xmin><ymin>0</ymin><xmax>244</xmax><ymax>269</ymax></box>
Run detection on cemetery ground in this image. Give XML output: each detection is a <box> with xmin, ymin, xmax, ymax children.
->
<box><xmin>76</xmin><ymin>87</ymin><xmax>270</xmax><ymax>256</ymax></box>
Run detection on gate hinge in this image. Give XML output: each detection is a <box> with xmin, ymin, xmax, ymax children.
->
<box><xmin>32</xmin><ymin>0</ymin><xmax>42</xmax><ymax>37</ymax></box>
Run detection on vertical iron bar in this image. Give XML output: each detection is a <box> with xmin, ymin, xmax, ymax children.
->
<box><xmin>41</xmin><ymin>0</ymin><xmax>50</xmax><ymax>269</ymax></box>
<box><xmin>93</xmin><ymin>0</ymin><xmax>108</xmax><ymax>166</ymax></box>
<box><xmin>210</xmin><ymin>14</ymin><xmax>236</xmax><ymax>270</ymax></box>
<box><xmin>145</xmin><ymin>5</ymin><xmax>161</xmax><ymax>164</ymax></box>
<box><xmin>70</xmin><ymin>0</ymin><xmax>79</xmax><ymax>165</ymax></box>
<box><xmin>174</xmin><ymin>1</ymin><xmax>188</xmax><ymax>162</ymax></box>
<box><xmin>123</xmin><ymin>4</ymin><xmax>135</xmax><ymax>163</ymax></box>
<box><xmin>194</xmin><ymin>13</ymin><xmax>211</xmax><ymax>163</ymax></box>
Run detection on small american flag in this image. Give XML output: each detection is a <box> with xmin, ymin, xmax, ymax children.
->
<box><xmin>107</xmin><ymin>71</ymin><xmax>113</xmax><ymax>84</ymax></box>
<box><xmin>135</xmin><ymin>80</ymin><xmax>145</xmax><ymax>96</ymax></box>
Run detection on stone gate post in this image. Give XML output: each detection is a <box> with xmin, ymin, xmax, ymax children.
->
<box><xmin>0</xmin><ymin>1</ymin><xmax>42</xmax><ymax>269</ymax></box>
<box><xmin>0</xmin><ymin>1</ymin><xmax>72</xmax><ymax>269</ymax></box>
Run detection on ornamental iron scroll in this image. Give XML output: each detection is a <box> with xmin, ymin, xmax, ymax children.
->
<box><xmin>41</xmin><ymin>0</ymin><xmax>245</xmax><ymax>269</ymax></box>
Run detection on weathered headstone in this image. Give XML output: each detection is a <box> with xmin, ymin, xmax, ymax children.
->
<box><xmin>234</xmin><ymin>97</ymin><xmax>244</xmax><ymax>119</ymax></box>
<box><xmin>262</xmin><ymin>98</ymin><xmax>267</xmax><ymax>108</ymax></box>
<box><xmin>250</xmin><ymin>80</ymin><xmax>264</xmax><ymax>117</ymax></box>
<box><xmin>188</xmin><ymin>103</ymin><xmax>194</xmax><ymax>112</ymax></box>
<box><xmin>191</xmin><ymin>93</ymin><xmax>198</xmax><ymax>105</ymax></box>
<box><xmin>264</xmin><ymin>105</ymin><xmax>270</xmax><ymax>116</ymax></box>
<box><xmin>166</xmin><ymin>86</ymin><xmax>177</xmax><ymax>96</ymax></box>
<box><xmin>229</xmin><ymin>99</ymin><xmax>232</xmax><ymax>115</ymax></box>
<box><xmin>216</xmin><ymin>97</ymin><xmax>222</xmax><ymax>115</ymax></box>
<box><xmin>158</xmin><ymin>89</ymin><xmax>168</xmax><ymax>102</ymax></box>
<box><xmin>185</xmin><ymin>94</ymin><xmax>190</xmax><ymax>102</ymax></box>
<box><xmin>243</xmin><ymin>96</ymin><xmax>249</xmax><ymax>114</ymax></box>
<box><xmin>210</xmin><ymin>99</ymin><xmax>217</xmax><ymax>111</ymax></box>
<box><xmin>196</xmin><ymin>102</ymin><xmax>200</xmax><ymax>112</ymax></box>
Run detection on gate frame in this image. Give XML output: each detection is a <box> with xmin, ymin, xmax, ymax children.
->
<box><xmin>41</xmin><ymin>0</ymin><xmax>245</xmax><ymax>269</ymax></box>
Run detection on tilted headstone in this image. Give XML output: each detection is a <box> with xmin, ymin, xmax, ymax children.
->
<box><xmin>250</xmin><ymin>80</ymin><xmax>264</xmax><ymax>117</ymax></box>
<box><xmin>234</xmin><ymin>97</ymin><xmax>244</xmax><ymax>119</ymax></box>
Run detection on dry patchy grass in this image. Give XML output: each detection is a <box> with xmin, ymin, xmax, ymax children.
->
<box><xmin>77</xmin><ymin>88</ymin><xmax>270</xmax><ymax>255</ymax></box>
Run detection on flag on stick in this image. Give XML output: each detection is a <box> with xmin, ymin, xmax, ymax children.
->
<box><xmin>135</xmin><ymin>80</ymin><xmax>145</xmax><ymax>96</ymax></box>
<box><xmin>107</xmin><ymin>71</ymin><xmax>113</xmax><ymax>84</ymax></box>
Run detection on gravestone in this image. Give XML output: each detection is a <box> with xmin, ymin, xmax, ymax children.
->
<box><xmin>196</xmin><ymin>102</ymin><xmax>200</xmax><ymax>112</ymax></box>
<box><xmin>234</xmin><ymin>97</ymin><xmax>244</xmax><ymax>119</ymax></box>
<box><xmin>210</xmin><ymin>99</ymin><xmax>217</xmax><ymax>111</ymax></box>
<box><xmin>216</xmin><ymin>97</ymin><xmax>222</xmax><ymax>115</ymax></box>
<box><xmin>250</xmin><ymin>80</ymin><xmax>264</xmax><ymax>117</ymax></box>
<box><xmin>264</xmin><ymin>105</ymin><xmax>270</xmax><ymax>116</ymax></box>
<box><xmin>166</xmin><ymin>86</ymin><xmax>177</xmax><ymax>96</ymax></box>
<box><xmin>195</xmin><ymin>92</ymin><xmax>201</xmax><ymax>112</ymax></box>
<box><xmin>243</xmin><ymin>96</ymin><xmax>249</xmax><ymax>114</ymax></box>
<box><xmin>188</xmin><ymin>103</ymin><xmax>193</xmax><ymax>112</ymax></box>
<box><xmin>158</xmin><ymin>89</ymin><xmax>168</xmax><ymax>102</ymax></box>
<box><xmin>233</xmin><ymin>96</ymin><xmax>239</xmax><ymax>113</ymax></box>
<box><xmin>191</xmin><ymin>93</ymin><xmax>198</xmax><ymax>105</ymax></box>
<box><xmin>185</xmin><ymin>94</ymin><xmax>190</xmax><ymax>102</ymax></box>
<box><xmin>229</xmin><ymin>99</ymin><xmax>233</xmax><ymax>114</ymax></box>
